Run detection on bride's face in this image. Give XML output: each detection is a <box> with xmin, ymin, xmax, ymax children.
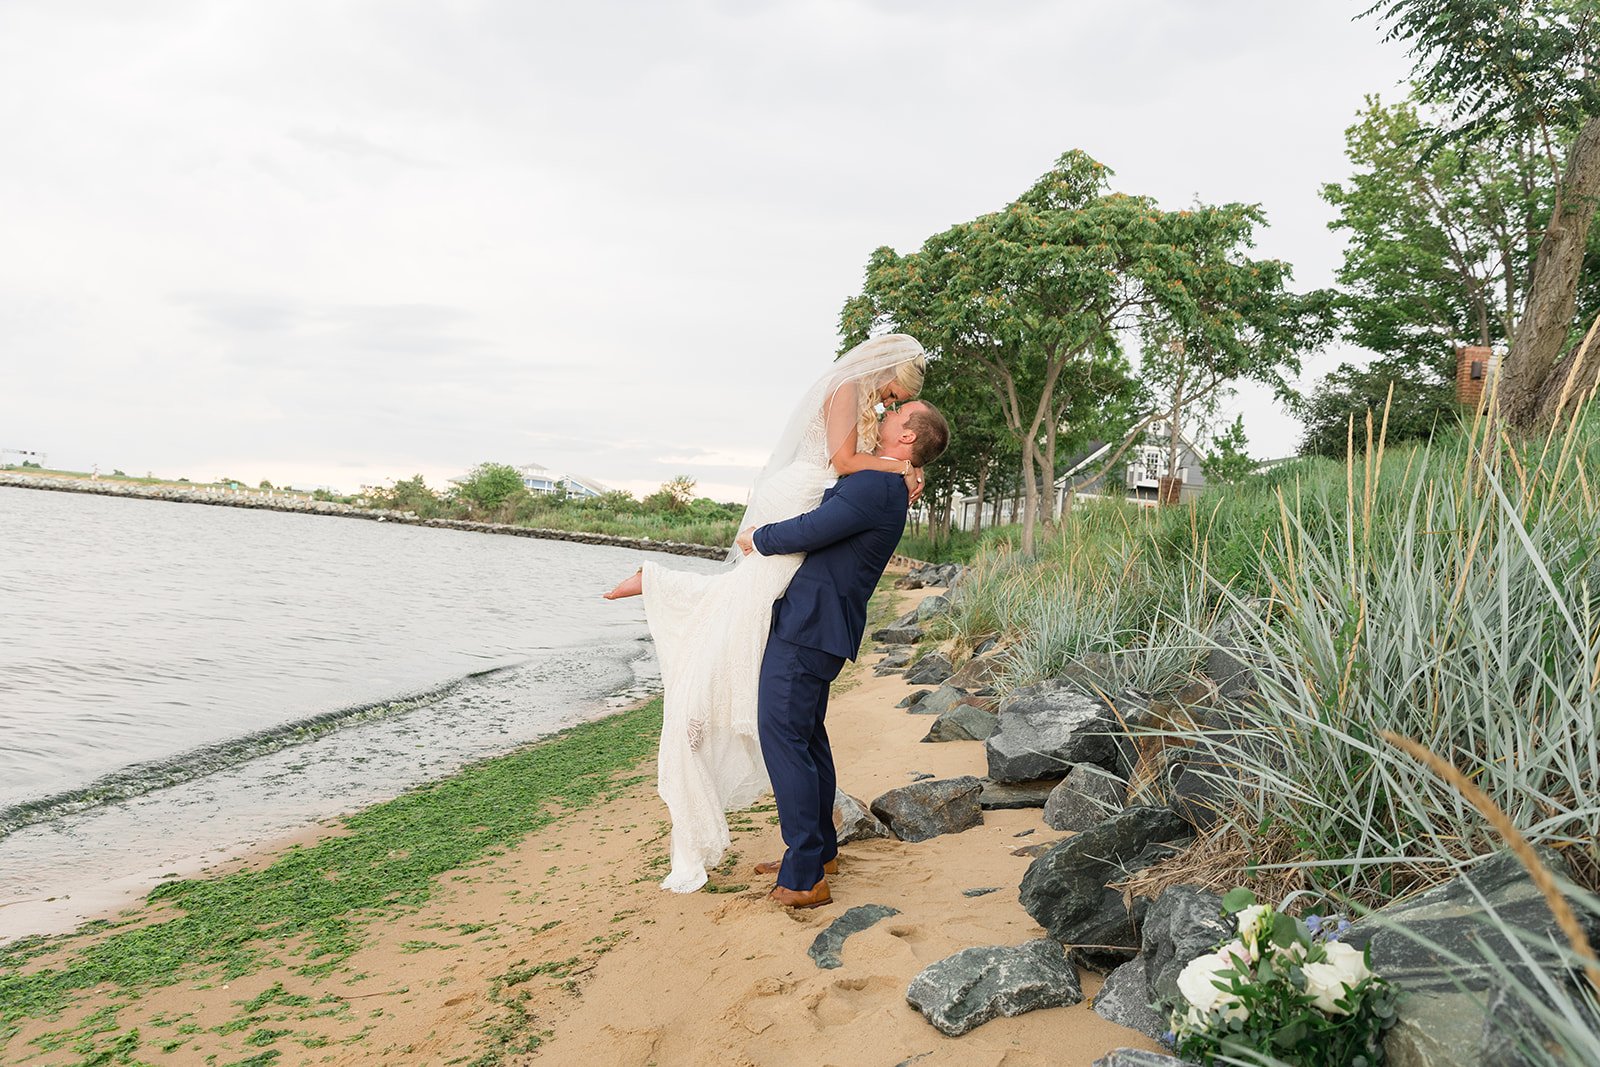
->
<box><xmin>878</xmin><ymin>379</ymin><xmax>914</xmax><ymax>406</ymax></box>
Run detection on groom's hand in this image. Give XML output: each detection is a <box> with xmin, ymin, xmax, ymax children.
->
<box><xmin>736</xmin><ymin>526</ymin><xmax>757</xmax><ymax>556</ymax></box>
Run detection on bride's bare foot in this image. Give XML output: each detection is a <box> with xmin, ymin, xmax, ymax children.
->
<box><xmin>604</xmin><ymin>568</ymin><xmax>643</xmax><ymax>600</ymax></box>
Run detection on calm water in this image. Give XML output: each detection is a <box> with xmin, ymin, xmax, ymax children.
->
<box><xmin>0</xmin><ymin>486</ymin><xmax>715</xmax><ymax>939</ymax></box>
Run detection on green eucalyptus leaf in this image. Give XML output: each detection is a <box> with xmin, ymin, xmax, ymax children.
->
<box><xmin>1221</xmin><ymin>887</ymin><xmax>1257</xmax><ymax>914</ymax></box>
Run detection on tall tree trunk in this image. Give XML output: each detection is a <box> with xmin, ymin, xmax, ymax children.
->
<box><xmin>1019</xmin><ymin>438</ymin><xmax>1040</xmax><ymax>556</ymax></box>
<box><xmin>1503</xmin><ymin>114</ymin><xmax>1600</xmax><ymax>431</ymax></box>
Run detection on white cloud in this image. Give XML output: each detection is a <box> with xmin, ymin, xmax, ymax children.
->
<box><xmin>0</xmin><ymin>0</ymin><xmax>1413</xmax><ymax>491</ymax></box>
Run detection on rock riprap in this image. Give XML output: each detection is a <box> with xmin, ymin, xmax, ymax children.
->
<box><xmin>905</xmin><ymin>938</ymin><xmax>1083</xmax><ymax>1036</ymax></box>
<box><xmin>869</xmin><ymin>776</ymin><xmax>984</xmax><ymax>843</ymax></box>
<box><xmin>986</xmin><ymin>681</ymin><xmax>1121</xmax><ymax>783</ymax></box>
<box><xmin>833</xmin><ymin>789</ymin><xmax>891</xmax><ymax>844</ymax></box>
<box><xmin>1017</xmin><ymin>806</ymin><xmax>1191</xmax><ymax>944</ymax></box>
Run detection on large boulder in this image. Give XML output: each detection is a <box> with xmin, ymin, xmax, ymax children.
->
<box><xmin>905</xmin><ymin>938</ymin><xmax>1083</xmax><ymax>1036</ymax></box>
<box><xmin>1090</xmin><ymin>955</ymin><xmax>1168</xmax><ymax>1042</ymax></box>
<box><xmin>873</xmin><ymin>648</ymin><xmax>913</xmax><ymax>675</ymax></box>
<box><xmin>833</xmin><ymin>788</ymin><xmax>891</xmax><ymax>843</ymax></box>
<box><xmin>869</xmin><ymin>776</ymin><xmax>984</xmax><ymax>843</ymax></box>
<box><xmin>912</xmin><ymin>594</ymin><xmax>952</xmax><ymax>622</ymax></box>
<box><xmin>1042</xmin><ymin>764</ymin><xmax>1129</xmax><ymax>832</ymax></box>
<box><xmin>1341</xmin><ymin>849</ymin><xmax>1600</xmax><ymax>1067</ymax></box>
<box><xmin>921</xmin><ymin>703</ymin><xmax>997</xmax><ymax>742</ymax></box>
<box><xmin>904</xmin><ymin>652</ymin><xmax>955</xmax><ymax>686</ymax></box>
<box><xmin>1137</xmin><ymin>885</ymin><xmax>1229</xmax><ymax>1010</ymax></box>
<box><xmin>907</xmin><ymin>684</ymin><xmax>973</xmax><ymax>717</ymax></box>
<box><xmin>1017</xmin><ymin>806</ymin><xmax>1191</xmax><ymax>943</ymax></box>
<box><xmin>945</xmin><ymin>651</ymin><xmax>1005</xmax><ymax>691</ymax></box>
<box><xmin>986</xmin><ymin>682</ymin><xmax>1121</xmax><ymax>783</ymax></box>
<box><xmin>872</xmin><ymin>625</ymin><xmax>924</xmax><ymax>645</ymax></box>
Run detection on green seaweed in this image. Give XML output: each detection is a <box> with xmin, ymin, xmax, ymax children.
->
<box><xmin>0</xmin><ymin>698</ymin><xmax>665</xmax><ymax>1034</ymax></box>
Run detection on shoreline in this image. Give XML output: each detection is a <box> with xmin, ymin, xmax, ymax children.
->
<box><xmin>0</xmin><ymin>580</ymin><xmax>1158</xmax><ymax>1066</ymax></box>
<box><xmin>0</xmin><ymin>471</ymin><xmax>727</xmax><ymax>560</ymax></box>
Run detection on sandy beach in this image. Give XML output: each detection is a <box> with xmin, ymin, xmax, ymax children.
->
<box><xmin>3</xmin><ymin>582</ymin><xmax>1163</xmax><ymax>1066</ymax></box>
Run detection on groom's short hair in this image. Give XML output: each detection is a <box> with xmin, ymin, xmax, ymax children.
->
<box><xmin>907</xmin><ymin>402</ymin><xmax>950</xmax><ymax>467</ymax></box>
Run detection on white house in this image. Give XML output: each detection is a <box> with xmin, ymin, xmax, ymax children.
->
<box><xmin>515</xmin><ymin>463</ymin><xmax>608</xmax><ymax>500</ymax></box>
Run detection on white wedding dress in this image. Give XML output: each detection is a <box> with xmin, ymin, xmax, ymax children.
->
<box><xmin>639</xmin><ymin>334</ymin><xmax>924</xmax><ymax>893</ymax></box>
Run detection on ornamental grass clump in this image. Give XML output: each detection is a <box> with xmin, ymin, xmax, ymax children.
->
<box><xmin>1170</xmin><ymin>888</ymin><xmax>1403</xmax><ymax>1067</ymax></box>
<box><xmin>1174</xmin><ymin>404</ymin><xmax>1600</xmax><ymax>906</ymax></box>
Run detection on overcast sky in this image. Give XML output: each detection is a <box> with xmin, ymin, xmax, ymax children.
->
<box><xmin>2</xmin><ymin>1</ymin><xmax>1415</xmax><ymax>501</ymax></box>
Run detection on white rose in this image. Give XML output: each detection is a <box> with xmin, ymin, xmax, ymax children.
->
<box><xmin>1301</xmin><ymin>940</ymin><xmax>1372</xmax><ymax>1016</ymax></box>
<box><xmin>1176</xmin><ymin>941</ymin><xmax>1251</xmax><ymax>1018</ymax></box>
<box><xmin>1234</xmin><ymin>904</ymin><xmax>1271</xmax><ymax>954</ymax></box>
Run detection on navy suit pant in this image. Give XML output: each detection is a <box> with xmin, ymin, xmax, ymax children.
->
<box><xmin>757</xmin><ymin>632</ymin><xmax>845</xmax><ymax>892</ymax></box>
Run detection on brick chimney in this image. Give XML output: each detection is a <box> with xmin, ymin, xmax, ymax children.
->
<box><xmin>1456</xmin><ymin>345</ymin><xmax>1496</xmax><ymax>408</ymax></box>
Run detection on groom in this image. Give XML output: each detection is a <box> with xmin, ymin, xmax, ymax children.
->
<box><xmin>735</xmin><ymin>399</ymin><xmax>949</xmax><ymax>908</ymax></box>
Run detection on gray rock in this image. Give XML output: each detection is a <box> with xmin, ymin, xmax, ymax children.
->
<box><xmin>1043</xmin><ymin>764</ymin><xmax>1129</xmax><ymax>831</ymax></box>
<box><xmin>1138</xmin><ymin>885</ymin><xmax>1228</xmax><ymax>1010</ymax></box>
<box><xmin>896</xmin><ymin>689</ymin><xmax>933</xmax><ymax>709</ymax></box>
<box><xmin>904</xmin><ymin>652</ymin><xmax>955</xmax><ymax>686</ymax></box>
<box><xmin>962</xmin><ymin>887</ymin><xmax>1002</xmax><ymax>898</ymax></box>
<box><xmin>1340</xmin><ymin>849</ymin><xmax>1600</xmax><ymax>1067</ymax></box>
<box><xmin>973</xmin><ymin>635</ymin><xmax>1000</xmax><ymax>656</ymax></box>
<box><xmin>1017</xmin><ymin>806</ymin><xmax>1192</xmax><ymax>943</ymax></box>
<box><xmin>1205</xmin><ymin>598</ymin><xmax>1269</xmax><ymax>700</ymax></box>
<box><xmin>870</xmin><ymin>776</ymin><xmax>984</xmax><ymax>843</ymax></box>
<box><xmin>905</xmin><ymin>938</ymin><xmax>1083</xmax><ymax>1036</ymax></box>
<box><xmin>873</xmin><ymin>625</ymin><xmax>925</xmax><ymax>645</ymax></box>
<box><xmin>921</xmin><ymin>703</ymin><xmax>997</xmax><ymax>742</ymax></box>
<box><xmin>809</xmin><ymin>904</ymin><xmax>900</xmax><ymax>969</ymax></box>
<box><xmin>833</xmin><ymin>788</ymin><xmax>891</xmax><ymax>843</ymax></box>
<box><xmin>875</xmin><ymin>648</ymin><xmax>913</xmax><ymax>671</ymax></box>
<box><xmin>913</xmin><ymin>595</ymin><xmax>952</xmax><ymax>622</ymax></box>
<box><xmin>945</xmin><ymin>652</ymin><xmax>1006</xmax><ymax>690</ymax></box>
<box><xmin>1090</xmin><ymin>1051</ymin><xmax>1196</xmax><ymax>1067</ymax></box>
<box><xmin>1165</xmin><ymin>702</ymin><xmax>1287</xmax><ymax>832</ymax></box>
<box><xmin>1478</xmin><ymin>979</ymin><xmax>1593</xmax><ymax>1067</ymax></box>
<box><xmin>907</xmin><ymin>684</ymin><xmax>972</xmax><ymax>717</ymax></box>
<box><xmin>891</xmin><ymin>607</ymin><xmax>923</xmax><ymax>628</ymax></box>
<box><xmin>987</xmin><ymin>683</ymin><xmax>1121</xmax><ymax>783</ymax></box>
<box><xmin>1091</xmin><ymin>954</ymin><xmax>1168</xmax><ymax>1042</ymax></box>
<box><xmin>979</xmin><ymin>778</ymin><xmax>1062</xmax><ymax>810</ymax></box>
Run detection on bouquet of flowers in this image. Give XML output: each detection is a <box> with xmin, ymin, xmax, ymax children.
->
<box><xmin>1168</xmin><ymin>889</ymin><xmax>1404</xmax><ymax>1067</ymax></box>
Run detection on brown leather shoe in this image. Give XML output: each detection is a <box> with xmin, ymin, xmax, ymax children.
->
<box><xmin>753</xmin><ymin>857</ymin><xmax>838</xmax><ymax>876</ymax></box>
<box><xmin>766</xmin><ymin>878</ymin><xmax>831</xmax><ymax>909</ymax></box>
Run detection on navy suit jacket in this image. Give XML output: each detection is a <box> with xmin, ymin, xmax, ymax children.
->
<box><xmin>752</xmin><ymin>469</ymin><xmax>909</xmax><ymax>661</ymax></box>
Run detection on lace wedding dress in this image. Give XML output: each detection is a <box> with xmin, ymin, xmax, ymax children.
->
<box><xmin>640</xmin><ymin>334</ymin><xmax>923</xmax><ymax>893</ymax></box>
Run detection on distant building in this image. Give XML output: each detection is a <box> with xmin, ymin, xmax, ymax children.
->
<box><xmin>515</xmin><ymin>463</ymin><xmax>608</xmax><ymax>500</ymax></box>
<box><xmin>947</xmin><ymin>423</ymin><xmax>1213</xmax><ymax>532</ymax></box>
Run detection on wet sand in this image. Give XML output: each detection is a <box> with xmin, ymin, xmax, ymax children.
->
<box><xmin>3</xmin><ymin>583</ymin><xmax>1163</xmax><ymax>1066</ymax></box>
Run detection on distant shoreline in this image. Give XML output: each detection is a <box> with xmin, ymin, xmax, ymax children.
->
<box><xmin>0</xmin><ymin>470</ymin><xmax>726</xmax><ymax>560</ymax></box>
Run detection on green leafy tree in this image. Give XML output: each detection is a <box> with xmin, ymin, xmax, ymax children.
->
<box><xmin>1200</xmin><ymin>416</ymin><xmax>1258</xmax><ymax>485</ymax></box>
<box><xmin>364</xmin><ymin>474</ymin><xmax>443</xmax><ymax>518</ymax></box>
<box><xmin>845</xmin><ymin>151</ymin><xmax>1304</xmax><ymax>552</ymax></box>
<box><xmin>642</xmin><ymin>476</ymin><xmax>697</xmax><ymax>514</ymax></box>
<box><xmin>1365</xmin><ymin>0</ymin><xmax>1600</xmax><ymax>430</ymax></box>
<box><xmin>452</xmin><ymin>462</ymin><xmax>524</xmax><ymax>512</ymax></box>
<box><xmin>1300</xmin><ymin>363</ymin><xmax>1463</xmax><ymax>457</ymax></box>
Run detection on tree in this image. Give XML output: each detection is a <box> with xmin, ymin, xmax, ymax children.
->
<box><xmin>1300</xmin><ymin>363</ymin><xmax>1460</xmax><ymax>457</ymax></box>
<box><xmin>453</xmin><ymin>462</ymin><xmax>524</xmax><ymax>512</ymax></box>
<box><xmin>1201</xmin><ymin>417</ymin><xmax>1259</xmax><ymax>486</ymax></box>
<box><xmin>846</xmin><ymin>151</ymin><xmax>1306</xmax><ymax>551</ymax></box>
<box><xmin>1365</xmin><ymin>0</ymin><xmax>1600</xmax><ymax>430</ymax></box>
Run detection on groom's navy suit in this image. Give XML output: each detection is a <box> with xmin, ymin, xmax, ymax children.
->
<box><xmin>751</xmin><ymin>469</ymin><xmax>909</xmax><ymax>892</ymax></box>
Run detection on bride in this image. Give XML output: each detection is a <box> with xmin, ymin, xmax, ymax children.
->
<box><xmin>605</xmin><ymin>334</ymin><xmax>927</xmax><ymax>892</ymax></box>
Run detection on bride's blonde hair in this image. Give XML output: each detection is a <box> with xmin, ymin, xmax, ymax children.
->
<box><xmin>854</xmin><ymin>351</ymin><xmax>925</xmax><ymax>453</ymax></box>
